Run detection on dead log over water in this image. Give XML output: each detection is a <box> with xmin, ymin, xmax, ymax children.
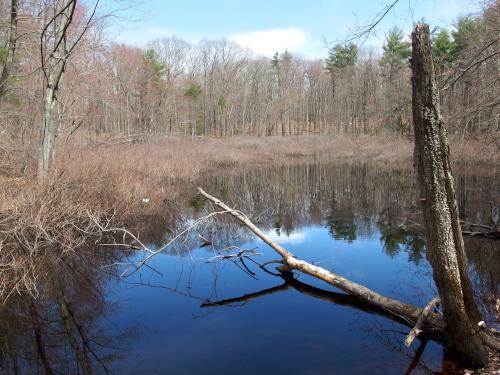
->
<box><xmin>198</xmin><ymin>186</ymin><xmax>500</xmax><ymax>362</ymax></box>
<box><xmin>197</xmin><ymin>187</ymin><xmax>444</xmax><ymax>335</ymax></box>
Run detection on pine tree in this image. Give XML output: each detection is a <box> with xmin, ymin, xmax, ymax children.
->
<box><xmin>184</xmin><ymin>82</ymin><xmax>202</xmax><ymax>99</ymax></box>
<box><xmin>271</xmin><ymin>51</ymin><xmax>280</xmax><ymax>68</ymax></box>
<box><xmin>431</xmin><ymin>28</ymin><xmax>453</xmax><ymax>69</ymax></box>
<box><xmin>380</xmin><ymin>27</ymin><xmax>411</xmax><ymax>69</ymax></box>
<box><xmin>325</xmin><ymin>42</ymin><xmax>358</xmax><ymax>73</ymax></box>
<box><xmin>280</xmin><ymin>49</ymin><xmax>293</xmax><ymax>63</ymax></box>
<box><xmin>144</xmin><ymin>49</ymin><xmax>165</xmax><ymax>88</ymax></box>
<box><xmin>451</xmin><ymin>16</ymin><xmax>478</xmax><ymax>60</ymax></box>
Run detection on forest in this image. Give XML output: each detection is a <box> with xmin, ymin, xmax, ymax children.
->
<box><xmin>0</xmin><ymin>0</ymin><xmax>498</xmax><ymax>159</ymax></box>
<box><xmin>0</xmin><ymin>0</ymin><xmax>499</xmax><ymax>374</ymax></box>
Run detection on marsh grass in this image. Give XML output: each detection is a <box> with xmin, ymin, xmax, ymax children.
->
<box><xmin>0</xmin><ymin>135</ymin><xmax>497</xmax><ymax>304</ymax></box>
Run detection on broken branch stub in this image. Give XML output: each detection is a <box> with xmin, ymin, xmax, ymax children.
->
<box><xmin>405</xmin><ymin>298</ymin><xmax>440</xmax><ymax>347</ymax></box>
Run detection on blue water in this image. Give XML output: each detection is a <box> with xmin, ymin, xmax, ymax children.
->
<box><xmin>104</xmin><ymin>223</ymin><xmax>452</xmax><ymax>375</ymax></box>
<box><xmin>5</xmin><ymin>162</ymin><xmax>493</xmax><ymax>374</ymax></box>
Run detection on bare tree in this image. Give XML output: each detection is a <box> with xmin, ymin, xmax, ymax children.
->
<box><xmin>0</xmin><ymin>0</ymin><xmax>18</xmax><ymax>100</ymax></box>
<box><xmin>411</xmin><ymin>23</ymin><xmax>488</xmax><ymax>367</ymax></box>
<box><xmin>37</xmin><ymin>0</ymin><xmax>99</xmax><ymax>184</ymax></box>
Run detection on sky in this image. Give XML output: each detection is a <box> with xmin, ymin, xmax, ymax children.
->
<box><xmin>109</xmin><ymin>0</ymin><xmax>477</xmax><ymax>59</ymax></box>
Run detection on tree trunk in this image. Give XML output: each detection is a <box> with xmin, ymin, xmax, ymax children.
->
<box><xmin>37</xmin><ymin>0</ymin><xmax>76</xmax><ymax>184</ymax></box>
<box><xmin>411</xmin><ymin>23</ymin><xmax>487</xmax><ymax>367</ymax></box>
<box><xmin>0</xmin><ymin>0</ymin><xmax>18</xmax><ymax>100</ymax></box>
<box><xmin>37</xmin><ymin>85</ymin><xmax>58</xmax><ymax>184</ymax></box>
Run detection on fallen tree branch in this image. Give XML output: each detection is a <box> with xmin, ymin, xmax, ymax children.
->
<box><xmin>462</xmin><ymin>230</ymin><xmax>500</xmax><ymax>239</ymax></box>
<box><xmin>460</xmin><ymin>220</ymin><xmax>495</xmax><ymax>231</ymax></box>
<box><xmin>197</xmin><ymin>187</ymin><xmax>500</xmax><ymax>353</ymax></box>
<box><xmin>206</xmin><ymin>248</ymin><xmax>262</xmax><ymax>263</ymax></box>
<box><xmin>197</xmin><ymin>187</ymin><xmax>441</xmax><ymax>328</ymax></box>
<box><xmin>405</xmin><ymin>298</ymin><xmax>440</xmax><ymax>347</ymax></box>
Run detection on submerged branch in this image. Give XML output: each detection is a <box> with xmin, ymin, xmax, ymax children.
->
<box><xmin>202</xmin><ymin>270</ymin><xmax>435</xmax><ymax>334</ymax></box>
<box><xmin>197</xmin><ymin>187</ymin><xmax>443</xmax><ymax>332</ymax></box>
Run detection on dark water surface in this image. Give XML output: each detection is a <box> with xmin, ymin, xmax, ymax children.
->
<box><xmin>2</xmin><ymin>162</ymin><xmax>499</xmax><ymax>374</ymax></box>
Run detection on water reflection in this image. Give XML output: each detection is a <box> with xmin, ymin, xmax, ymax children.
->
<box><xmin>0</xmin><ymin>246</ymin><xmax>133</xmax><ymax>374</ymax></box>
<box><xmin>379</xmin><ymin>224</ymin><xmax>426</xmax><ymax>264</ymax></box>
<box><xmin>194</xmin><ymin>162</ymin><xmax>497</xmax><ymax>266</ymax></box>
<box><xmin>0</xmin><ymin>161</ymin><xmax>497</xmax><ymax>374</ymax></box>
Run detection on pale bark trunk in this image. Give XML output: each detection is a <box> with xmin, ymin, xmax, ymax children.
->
<box><xmin>37</xmin><ymin>0</ymin><xmax>76</xmax><ymax>184</ymax></box>
<box><xmin>411</xmin><ymin>23</ymin><xmax>487</xmax><ymax>366</ymax></box>
<box><xmin>38</xmin><ymin>86</ymin><xmax>58</xmax><ymax>184</ymax></box>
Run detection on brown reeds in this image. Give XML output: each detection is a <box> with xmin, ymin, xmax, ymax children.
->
<box><xmin>0</xmin><ymin>135</ymin><xmax>497</xmax><ymax>304</ymax></box>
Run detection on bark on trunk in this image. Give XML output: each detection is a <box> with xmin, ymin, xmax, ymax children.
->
<box><xmin>37</xmin><ymin>0</ymin><xmax>76</xmax><ymax>184</ymax></box>
<box><xmin>38</xmin><ymin>86</ymin><xmax>58</xmax><ymax>184</ymax></box>
<box><xmin>0</xmin><ymin>0</ymin><xmax>19</xmax><ymax>100</ymax></box>
<box><xmin>411</xmin><ymin>23</ymin><xmax>487</xmax><ymax>367</ymax></box>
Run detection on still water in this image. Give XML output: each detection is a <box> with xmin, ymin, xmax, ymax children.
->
<box><xmin>1</xmin><ymin>162</ymin><xmax>498</xmax><ymax>374</ymax></box>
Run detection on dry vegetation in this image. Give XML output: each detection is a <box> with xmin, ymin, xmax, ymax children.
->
<box><xmin>0</xmin><ymin>177</ymin><xmax>126</xmax><ymax>302</ymax></box>
<box><xmin>0</xmin><ymin>135</ymin><xmax>498</xmax><ymax>305</ymax></box>
<box><xmin>63</xmin><ymin>135</ymin><xmax>497</xmax><ymax>207</ymax></box>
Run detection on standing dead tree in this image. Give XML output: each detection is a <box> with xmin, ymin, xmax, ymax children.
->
<box><xmin>411</xmin><ymin>23</ymin><xmax>495</xmax><ymax>366</ymax></box>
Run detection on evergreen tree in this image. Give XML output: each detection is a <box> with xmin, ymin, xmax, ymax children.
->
<box><xmin>431</xmin><ymin>28</ymin><xmax>453</xmax><ymax>68</ymax></box>
<box><xmin>380</xmin><ymin>27</ymin><xmax>411</xmax><ymax>68</ymax></box>
<box><xmin>325</xmin><ymin>42</ymin><xmax>358</xmax><ymax>73</ymax></box>
<box><xmin>144</xmin><ymin>49</ymin><xmax>165</xmax><ymax>88</ymax></box>
<box><xmin>280</xmin><ymin>49</ymin><xmax>293</xmax><ymax>63</ymax></box>
<box><xmin>380</xmin><ymin>27</ymin><xmax>411</xmax><ymax>133</ymax></box>
<box><xmin>184</xmin><ymin>82</ymin><xmax>202</xmax><ymax>99</ymax></box>
<box><xmin>271</xmin><ymin>51</ymin><xmax>280</xmax><ymax>68</ymax></box>
<box><xmin>451</xmin><ymin>16</ymin><xmax>477</xmax><ymax>59</ymax></box>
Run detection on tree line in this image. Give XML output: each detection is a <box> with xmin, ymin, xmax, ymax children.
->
<box><xmin>0</xmin><ymin>0</ymin><xmax>498</xmax><ymax>181</ymax></box>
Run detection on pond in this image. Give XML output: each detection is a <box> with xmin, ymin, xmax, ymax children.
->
<box><xmin>1</xmin><ymin>162</ymin><xmax>498</xmax><ymax>374</ymax></box>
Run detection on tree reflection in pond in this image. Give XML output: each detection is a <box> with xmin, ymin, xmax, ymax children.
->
<box><xmin>0</xmin><ymin>246</ymin><xmax>135</xmax><ymax>374</ymax></box>
<box><xmin>378</xmin><ymin>224</ymin><xmax>426</xmax><ymax>264</ymax></box>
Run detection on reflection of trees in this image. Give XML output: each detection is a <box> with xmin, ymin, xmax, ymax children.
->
<box><xmin>378</xmin><ymin>225</ymin><xmax>426</xmax><ymax>264</ymax></box>
<box><xmin>326</xmin><ymin>192</ymin><xmax>357</xmax><ymax>242</ymax></box>
<box><xmin>191</xmin><ymin>161</ymin><xmax>498</xmax><ymax>318</ymax></box>
<box><xmin>465</xmin><ymin>237</ymin><xmax>500</xmax><ymax>322</ymax></box>
<box><xmin>0</xmin><ymin>249</ymin><xmax>131</xmax><ymax>374</ymax></box>
<box><xmin>195</xmin><ymin>162</ymin><xmax>419</xmax><ymax>237</ymax></box>
<box><xmin>193</xmin><ymin>161</ymin><xmax>495</xmax><ymax>247</ymax></box>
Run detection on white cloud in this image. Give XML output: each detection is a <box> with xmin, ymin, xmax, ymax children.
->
<box><xmin>229</xmin><ymin>27</ymin><xmax>308</xmax><ymax>56</ymax></box>
<box><xmin>261</xmin><ymin>229</ymin><xmax>308</xmax><ymax>245</ymax></box>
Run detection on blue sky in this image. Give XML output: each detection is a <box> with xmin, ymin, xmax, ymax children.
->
<box><xmin>109</xmin><ymin>0</ymin><xmax>475</xmax><ymax>58</ymax></box>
